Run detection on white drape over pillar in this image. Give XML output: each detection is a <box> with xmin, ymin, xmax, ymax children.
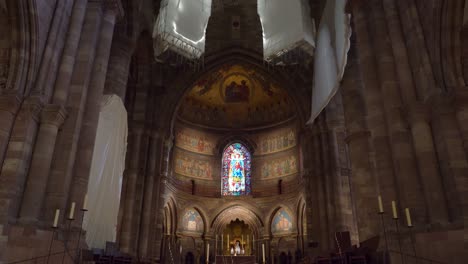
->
<box><xmin>84</xmin><ymin>94</ymin><xmax>128</xmax><ymax>249</ymax></box>
<box><xmin>308</xmin><ymin>0</ymin><xmax>351</xmax><ymax>124</ymax></box>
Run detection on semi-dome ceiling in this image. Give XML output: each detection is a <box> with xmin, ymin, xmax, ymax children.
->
<box><xmin>177</xmin><ymin>64</ymin><xmax>296</xmax><ymax>129</ymax></box>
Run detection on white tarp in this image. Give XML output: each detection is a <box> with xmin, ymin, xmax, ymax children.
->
<box><xmin>258</xmin><ymin>0</ymin><xmax>316</xmax><ymax>61</ymax></box>
<box><xmin>308</xmin><ymin>0</ymin><xmax>351</xmax><ymax>123</ymax></box>
<box><xmin>83</xmin><ymin>95</ymin><xmax>128</xmax><ymax>249</ymax></box>
<box><xmin>153</xmin><ymin>0</ymin><xmax>212</xmax><ymax>59</ymax></box>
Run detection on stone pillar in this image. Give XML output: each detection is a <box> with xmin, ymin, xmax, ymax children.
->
<box><xmin>18</xmin><ymin>104</ymin><xmax>67</xmax><ymax>223</ymax></box>
<box><xmin>52</xmin><ymin>0</ymin><xmax>89</xmax><ymax>106</ymax></box>
<box><xmin>138</xmin><ymin>130</ymin><xmax>161</xmax><ymax>257</ymax></box>
<box><xmin>0</xmin><ymin>97</ymin><xmax>42</xmax><ymax>222</ymax></box>
<box><xmin>119</xmin><ymin>126</ymin><xmax>144</xmax><ymax>253</ymax></box>
<box><xmin>352</xmin><ymin>1</ymin><xmax>398</xmax><ymax>210</ymax></box>
<box><xmin>103</xmin><ymin>34</ymin><xmax>133</xmax><ymax>99</ymax></box>
<box><xmin>368</xmin><ymin>0</ymin><xmax>426</xmax><ymax>222</ymax></box>
<box><xmin>408</xmin><ymin>103</ymin><xmax>449</xmax><ymax>224</ymax></box>
<box><xmin>0</xmin><ymin>95</ymin><xmax>21</xmax><ymax>168</ymax></box>
<box><xmin>43</xmin><ymin>2</ymin><xmax>104</xmax><ymax>224</ymax></box>
<box><xmin>68</xmin><ymin>3</ymin><xmax>118</xmax><ymax>225</ymax></box>
<box><xmin>341</xmin><ymin>42</ymin><xmax>379</xmax><ymax>242</ymax></box>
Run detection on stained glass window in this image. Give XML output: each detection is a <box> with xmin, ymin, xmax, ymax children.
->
<box><xmin>221</xmin><ymin>142</ymin><xmax>251</xmax><ymax>196</ymax></box>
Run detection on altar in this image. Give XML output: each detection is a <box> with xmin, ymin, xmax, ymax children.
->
<box><xmin>215</xmin><ymin>255</ymin><xmax>256</xmax><ymax>264</ymax></box>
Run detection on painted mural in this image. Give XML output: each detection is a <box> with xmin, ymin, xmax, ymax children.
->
<box><xmin>175</xmin><ymin>127</ymin><xmax>215</xmax><ymax>155</ymax></box>
<box><xmin>259</xmin><ymin>154</ymin><xmax>298</xmax><ymax>179</ymax></box>
<box><xmin>181</xmin><ymin>209</ymin><xmax>204</xmax><ymax>233</ymax></box>
<box><xmin>258</xmin><ymin>128</ymin><xmax>296</xmax><ymax>155</ymax></box>
<box><xmin>174</xmin><ymin>149</ymin><xmax>213</xmax><ymax>180</ymax></box>
<box><xmin>271</xmin><ymin>209</ymin><xmax>294</xmax><ymax>234</ymax></box>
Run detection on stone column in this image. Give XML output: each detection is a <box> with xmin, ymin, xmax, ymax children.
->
<box><xmin>0</xmin><ymin>97</ymin><xmax>42</xmax><ymax>222</ymax></box>
<box><xmin>43</xmin><ymin>2</ymin><xmax>104</xmax><ymax>224</ymax></box>
<box><xmin>103</xmin><ymin>34</ymin><xmax>133</xmax><ymax>99</ymax></box>
<box><xmin>369</xmin><ymin>0</ymin><xmax>426</xmax><ymax>222</ymax></box>
<box><xmin>139</xmin><ymin>130</ymin><xmax>161</xmax><ymax>257</ymax></box>
<box><xmin>52</xmin><ymin>0</ymin><xmax>89</xmax><ymax>106</ymax></box>
<box><xmin>119</xmin><ymin>126</ymin><xmax>144</xmax><ymax>253</ymax></box>
<box><xmin>341</xmin><ymin>42</ymin><xmax>379</xmax><ymax>242</ymax></box>
<box><xmin>0</xmin><ymin>95</ymin><xmax>21</xmax><ymax>168</ymax></box>
<box><xmin>408</xmin><ymin>103</ymin><xmax>449</xmax><ymax>224</ymax></box>
<box><xmin>18</xmin><ymin>104</ymin><xmax>67</xmax><ymax>223</ymax></box>
<box><xmin>352</xmin><ymin>1</ymin><xmax>398</xmax><ymax>210</ymax></box>
<box><xmin>67</xmin><ymin>3</ymin><xmax>118</xmax><ymax>225</ymax></box>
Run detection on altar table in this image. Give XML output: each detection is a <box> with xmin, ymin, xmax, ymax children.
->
<box><xmin>215</xmin><ymin>255</ymin><xmax>257</xmax><ymax>264</ymax></box>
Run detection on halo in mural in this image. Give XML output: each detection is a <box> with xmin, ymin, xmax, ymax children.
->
<box><xmin>181</xmin><ymin>209</ymin><xmax>204</xmax><ymax>234</ymax></box>
<box><xmin>221</xmin><ymin>142</ymin><xmax>252</xmax><ymax>196</ymax></box>
<box><xmin>271</xmin><ymin>208</ymin><xmax>294</xmax><ymax>234</ymax></box>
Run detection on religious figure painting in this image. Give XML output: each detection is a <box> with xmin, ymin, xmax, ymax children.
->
<box><xmin>260</xmin><ymin>154</ymin><xmax>298</xmax><ymax>179</ymax></box>
<box><xmin>174</xmin><ymin>149</ymin><xmax>213</xmax><ymax>180</ymax></box>
<box><xmin>224</xmin><ymin>80</ymin><xmax>250</xmax><ymax>103</ymax></box>
<box><xmin>272</xmin><ymin>209</ymin><xmax>293</xmax><ymax>234</ymax></box>
<box><xmin>259</xmin><ymin>128</ymin><xmax>296</xmax><ymax>155</ymax></box>
<box><xmin>181</xmin><ymin>209</ymin><xmax>203</xmax><ymax>233</ymax></box>
<box><xmin>222</xmin><ymin>143</ymin><xmax>251</xmax><ymax>196</ymax></box>
<box><xmin>175</xmin><ymin>128</ymin><xmax>215</xmax><ymax>155</ymax></box>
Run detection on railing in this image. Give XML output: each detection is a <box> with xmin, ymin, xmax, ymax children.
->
<box><xmin>6</xmin><ymin>248</ymin><xmax>79</xmax><ymax>264</ymax></box>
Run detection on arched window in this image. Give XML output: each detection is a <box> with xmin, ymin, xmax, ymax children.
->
<box><xmin>221</xmin><ymin>142</ymin><xmax>251</xmax><ymax>196</ymax></box>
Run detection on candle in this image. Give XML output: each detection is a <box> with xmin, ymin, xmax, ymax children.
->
<box><xmin>227</xmin><ymin>234</ymin><xmax>229</xmax><ymax>249</ymax></box>
<box><xmin>405</xmin><ymin>208</ymin><xmax>413</xmax><ymax>227</ymax></box>
<box><xmin>242</xmin><ymin>235</ymin><xmax>244</xmax><ymax>245</ymax></box>
<box><xmin>206</xmin><ymin>243</ymin><xmax>210</xmax><ymax>263</ymax></box>
<box><xmin>221</xmin><ymin>234</ymin><xmax>223</xmax><ymax>252</ymax></box>
<box><xmin>83</xmin><ymin>194</ymin><xmax>88</xmax><ymax>211</ymax></box>
<box><xmin>69</xmin><ymin>202</ymin><xmax>75</xmax><ymax>219</ymax></box>
<box><xmin>391</xmin><ymin>201</ymin><xmax>398</xmax><ymax>219</ymax></box>
<box><xmin>53</xmin><ymin>209</ymin><xmax>60</xmax><ymax>227</ymax></box>
<box><xmin>378</xmin><ymin>195</ymin><xmax>384</xmax><ymax>213</ymax></box>
<box><xmin>262</xmin><ymin>244</ymin><xmax>265</xmax><ymax>263</ymax></box>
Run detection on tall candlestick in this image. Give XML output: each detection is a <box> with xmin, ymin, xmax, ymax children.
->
<box><xmin>221</xmin><ymin>234</ymin><xmax>223</xmax><ymax>252</ymax></box>
<box><xmin>242</xmin><ymin>235</ymin><xmax>244</xmax><ymax>245</ymax></box>
<box><xmin>227</xmin><ymin>234</ymin><xmax>229</xmax><ymax>249</ymax></box>
<box><xmin>83</xmin><ymin>194</ymin><xmax>88</xmax><ymax>211</ymax></box>
<box><xmin>262</xmin><ymin>244</ymin><xmax>265</xmax><ymax>263</ymax></box>
<box><xmin>391</xmin><ymin>201</ymin><xmax>398</xmax><ymax>219</ymax></box>
<box><xmin>53</xmin><ymin>209</ymin><xmax>60</xmax><ymax>227</ymax></box>
<box><xmin>206</xmin><ymin>243</ymin><xmax>210</xmax><ymax>263</ymax></box>
<box><xmin>405</xmin><ymin>208</ymin><xmax>413</xmax><ymax>227</ymax></box>
<box><xmin>378</xmin><ymin>195</ymin><xmax>384</xmax><ymax>213</ymax></box>
<box><xmin>68</xmin><ymin>202</ymin><xmax>76</xmax><ymax>219</ymax></box>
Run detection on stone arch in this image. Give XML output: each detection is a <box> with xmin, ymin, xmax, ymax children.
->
<box><xmin>267</xmin><ymin>205</ymin><xmax>296</xmax><ymax>236</ymax></box>
<box><xmin>210</xmin><ymin>204</ymin><xmax>264</xmax><ymax>236</ymax></box>
<box><xmin>154</xmin><ymin>48</ymin><xmax>310</xmax><ymax>142</ymax></box>
<box><xmin>178</xmin><ymin>206</ymin><xmax>209</xmax><ymax>235</ymax></box>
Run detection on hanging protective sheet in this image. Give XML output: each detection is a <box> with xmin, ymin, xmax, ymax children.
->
<box><xmin>307</xmin><ymin>0</ymin><xmax>351</xmax><ymax>124</ymax></box>
<box><xmin>153</xmin><ymin>0</ymin><xmax>212</xmax><ymax>59</ymax></box>
<box><xmin>258</xmin><ymin>0</ymin><xmax>316</xmax><ymax>61</ymax></box>
<box><xmin>83</xmin><ymin>95</ymin><xmax>128</xmax><ymax>249</ymax></box>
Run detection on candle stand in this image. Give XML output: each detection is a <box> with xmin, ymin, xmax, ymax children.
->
<box><xmin>62</xmin><ymin>218</ymin><xmax>75</xmax><ymax>264</ymax></box>
<box><xmin>393</xmin><ymin>218</ymin><xmax>405</xmax><ymax>264</ymax></box>
<box><xmin>46</xmin><ymin>226</ymin><xmax>58</xmax><ymax>264</ymax></box>
<box><xmin>75</xmin><ymin>208</ymin><xmax>88</xmax><ymax>263</ymax></box>
<box><xmin>408</xmin><ymin>226</ymin><xmax>418</xmax><ymax>264</ymax></box>
<box><xmin>378</xmin><ymin>212</ymin><xmax>389</xmax><ymax>264</ymax></box>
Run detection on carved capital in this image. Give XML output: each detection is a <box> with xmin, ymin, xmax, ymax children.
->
<box><xmin>0</xmin><ymin>94</ymin><xmax>21</xmax><ymax>114</ymax></box>
<box><xmin>104</xmin><ymin>0</ymin><xmax>124</xmax><ymax>18</ymax></box>
<box><xmin>40</xmin><ymin>104</ymin><xmax>67</xmax><ymax>127</ymax></box>
<box><xmin>19</xmin><ymin>97</ymin><xmax>43</xmax><ymax>122</ymax></box>
<box><xmin>406</xmin><ymin>102</ymin><xmax>430</xmax><ymax>124</ymax></box>
<box><xmin>345</xmin><ymin>130</ymin><xmax>371</xmax><ymax>143</ymax></box>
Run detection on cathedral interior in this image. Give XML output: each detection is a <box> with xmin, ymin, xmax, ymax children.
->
<box><xmin>0</xmin><ymin>0</ymin><xmax>466</xmax><ymax>263</ymax></box>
